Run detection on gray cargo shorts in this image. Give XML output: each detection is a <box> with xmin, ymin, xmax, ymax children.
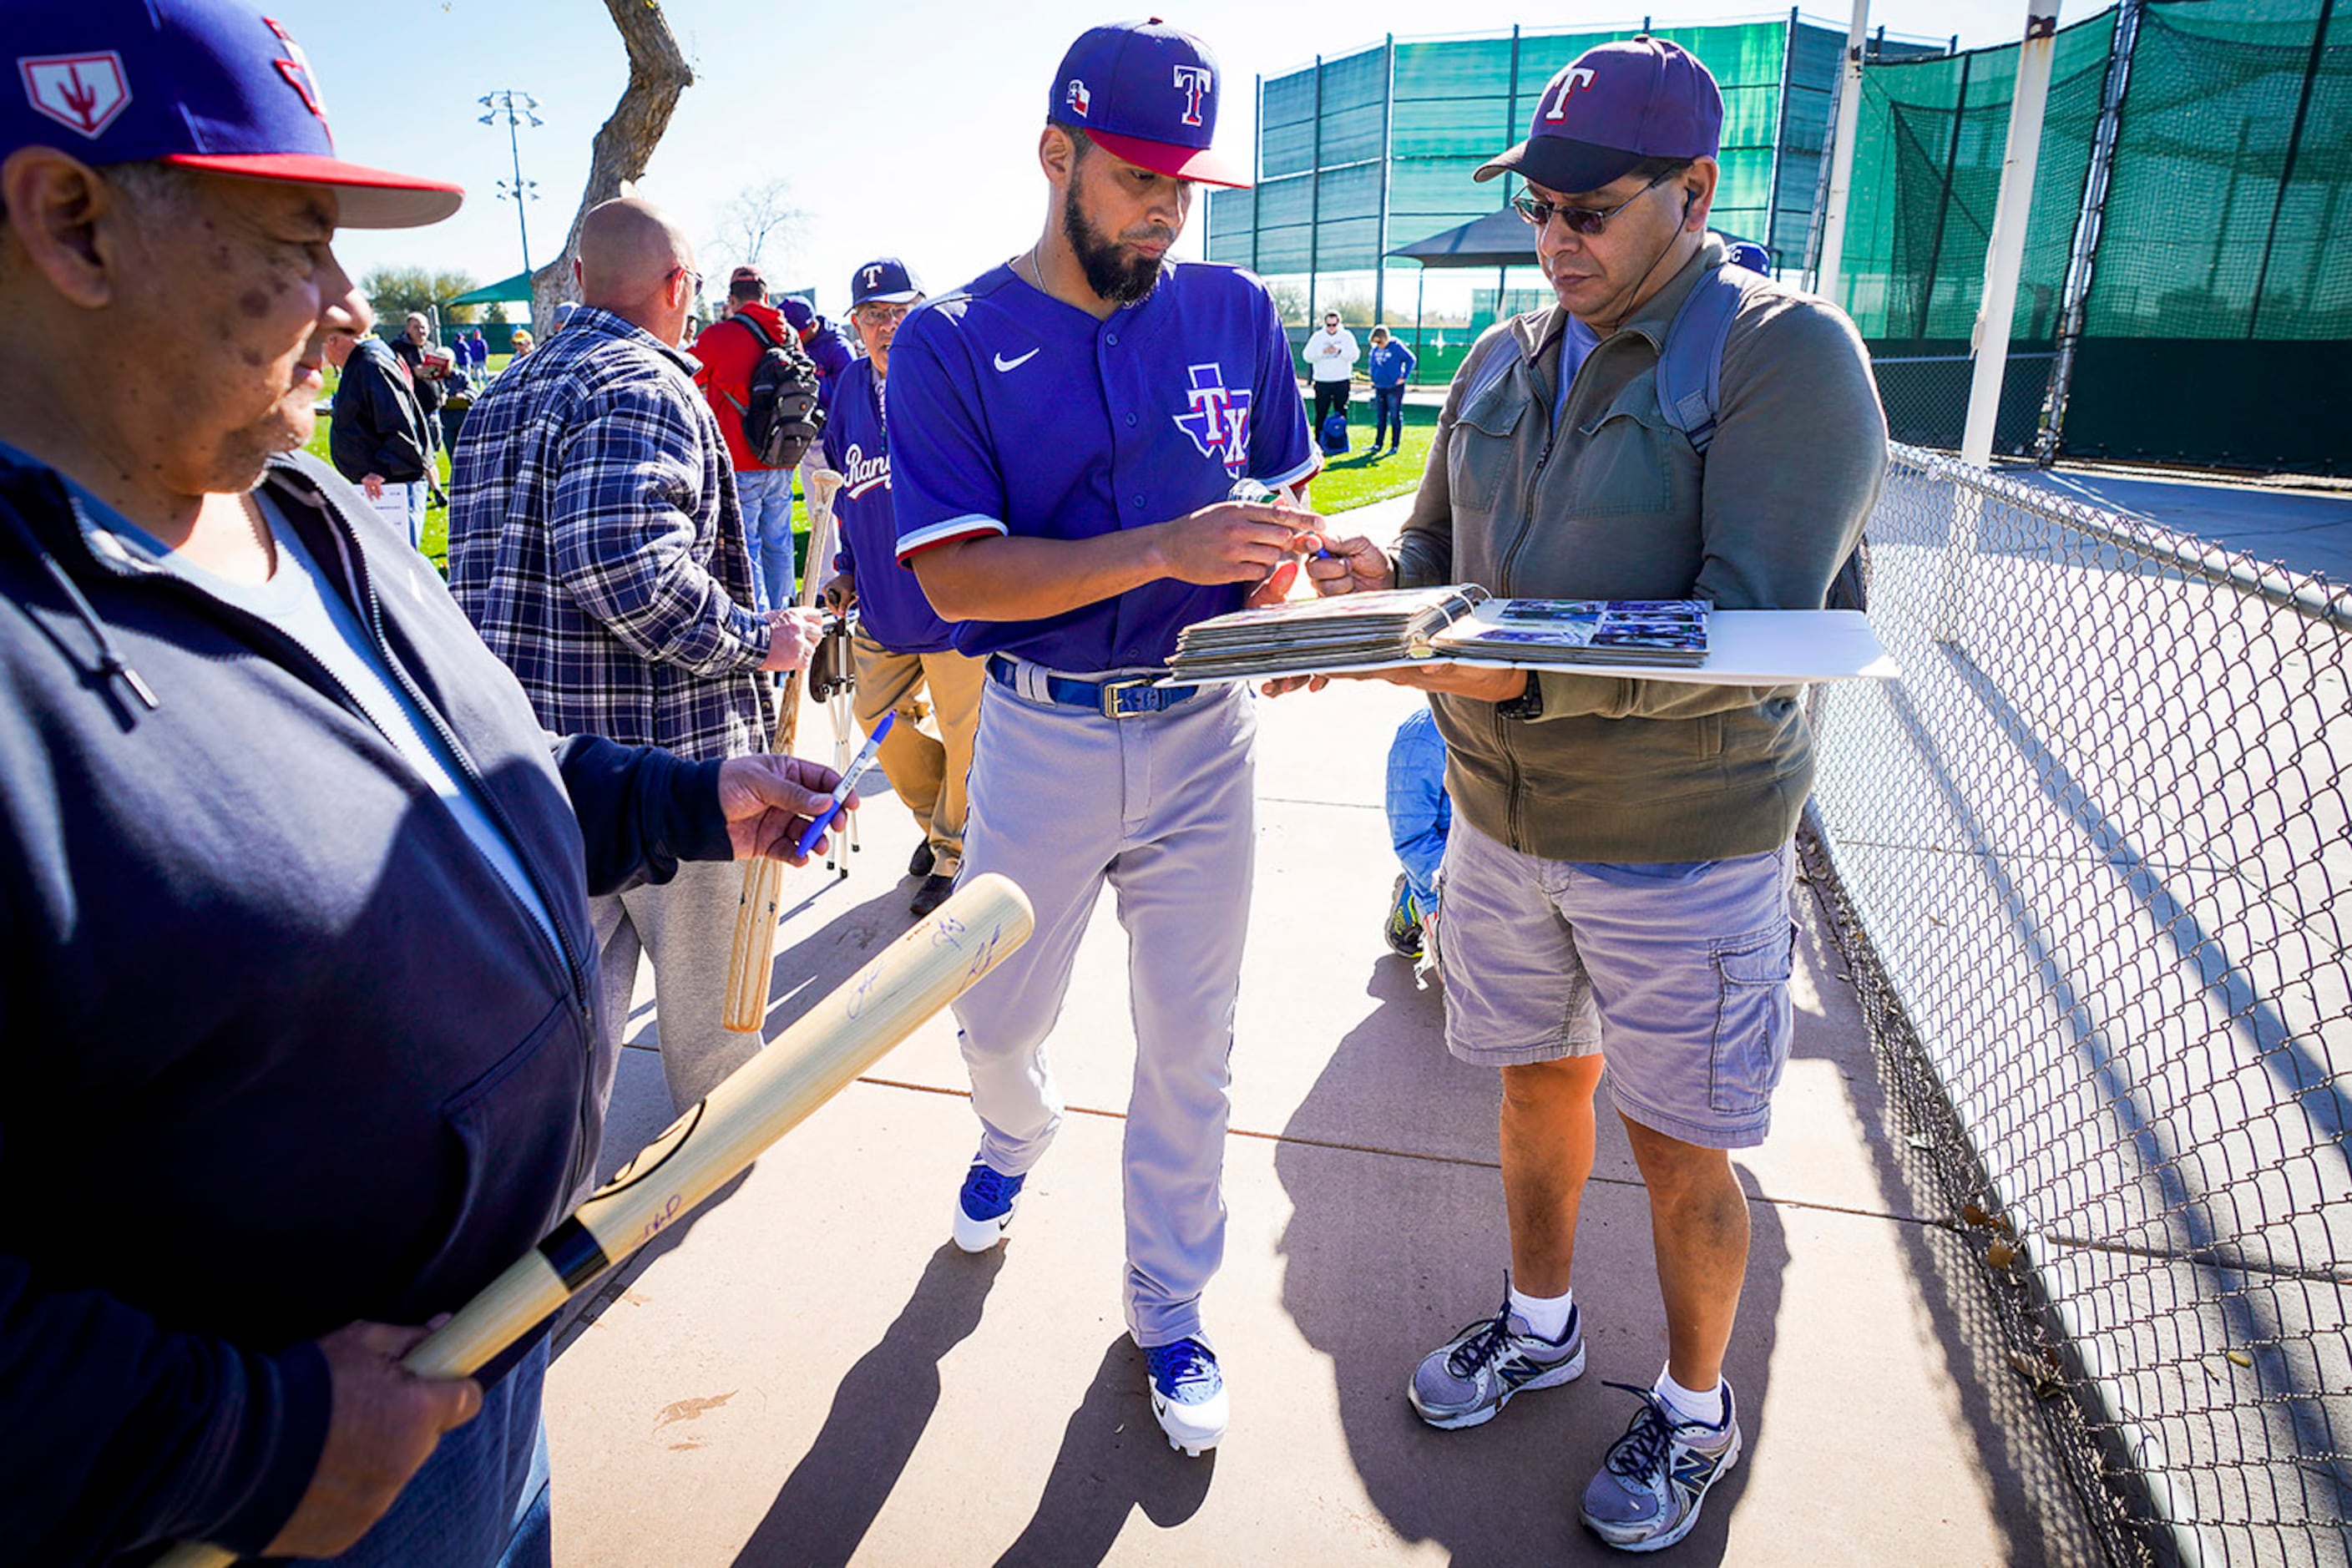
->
<box><xmin>1438</xmin><ymin>817</ymin><xmax>1797</xmax><ymax>1150</ymax></box>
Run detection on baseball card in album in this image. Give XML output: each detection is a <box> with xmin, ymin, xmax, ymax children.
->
<box><xmin>1166</xmin><ymin>584</ymin><xmax>1899</xmax><ymax>686</ymax></box>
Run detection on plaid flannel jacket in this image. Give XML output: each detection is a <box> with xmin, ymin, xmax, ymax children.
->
<box><xmin>448</xmin><ymin>307</ymin><xmax>767</xmax><ymax>761</ymax></box>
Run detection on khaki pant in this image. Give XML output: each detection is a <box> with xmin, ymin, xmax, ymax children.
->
<box><xmin>850</xmin><ymin>631</ymin><xmax>985</xmax><ymax>878</ymax></box>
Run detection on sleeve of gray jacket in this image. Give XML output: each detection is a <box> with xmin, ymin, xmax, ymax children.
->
<box><xmin>1527</xmin><ymin>294</ymin><xmax>1887</xmax><ymax>722</ymax></box>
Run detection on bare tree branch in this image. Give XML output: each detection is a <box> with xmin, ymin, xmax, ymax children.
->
<box><xmin>711</xmin><ymin>175</ymin><xmax>807</xmax><ymax>280</ymax></box>
<box><xmin>530</xmin><ymin>0</ymin><xmax>694</xmax><ymax>328</ymax></box>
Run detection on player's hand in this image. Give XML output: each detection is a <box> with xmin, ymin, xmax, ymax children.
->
<box><xmin>760</xmin><ymin>607</ymin><xmax>826</xmax><ymax>672</ymax></box>
<box><xmin>265</xmin><ymin>1321</ymin><xmax>483</xmax><ymax>1559</ymax></box>
<box><xmin>718</xmin><ymin>754</ymin><xmax>851</xmax><ymax>862</ymax></box>
<box><xmin>1303</xmin><ymin>535</ymin><xmax>1392</xmax><ymax>597</ymax></box>
<box><xmin>1148</xmin><ymin>501</ymin><xmax>1320</xmax><ymax>587</ymax></box>
<box><xmin>1371</xmin><ymin>663</ymin><xmax>1531</xmax><ymax>702</ymax></box>
<box><xmin>361</xmin><ymin>473</ymin><xmax>386</xmax><ymax>500</ymax></box>
<box><xmin>821</xmin><ymin>572</ymin><xmax>856</xmax><ymax>613</ymax></box>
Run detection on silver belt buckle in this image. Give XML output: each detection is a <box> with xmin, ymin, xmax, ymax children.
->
<box><xmin>1097</xmin><ymin>676</ymin><xmax>1148</xmax><ymax>719</ymax></box>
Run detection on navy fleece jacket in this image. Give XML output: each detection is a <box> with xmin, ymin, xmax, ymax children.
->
<box><xmin>0</xmin><ymin>445</ymin><xmax>731</xmax><ymax>1564</ymax></box>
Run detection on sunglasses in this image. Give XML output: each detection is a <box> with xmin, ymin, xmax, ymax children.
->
<box><xmin>1511</xmin><ymin>169</ymin><xmax>1675</xmax><ymax>236</ymax></box>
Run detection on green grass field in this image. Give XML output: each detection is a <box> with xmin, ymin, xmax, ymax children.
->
<box><xmin>1303</xmin><ymin>397</ymin><xmax>1436</xmax><ymax>517</ymax></box>
<box><xmin>306</xmin><ymin>372</ymin><xmax>1426</xmax><ymax>580</ymax></box>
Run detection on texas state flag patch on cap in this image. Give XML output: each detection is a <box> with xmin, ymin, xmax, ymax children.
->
<box><xmin>1065</xmin><ymin>78</ymin><xmax>1090</xmax><ymax>118</ymax></box>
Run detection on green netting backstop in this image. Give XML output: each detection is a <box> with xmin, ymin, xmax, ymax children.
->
<box><xmin>1832</xmin><ymin>0</ymin><xmax>2347</xmax><ymax>473</ymax></box>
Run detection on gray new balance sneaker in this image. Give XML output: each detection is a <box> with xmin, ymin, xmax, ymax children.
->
<box><xmin>1580</xmin><ymin>1380</ymin><xmax>1743</xmax><ymax>1552</ymax></box>
<box><xmin>1408</xmin><ymin>1282</ymin><xmax>1586</xmax><ymax>1429</ymax></box>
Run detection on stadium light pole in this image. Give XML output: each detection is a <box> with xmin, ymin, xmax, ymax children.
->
<box><xmin>1812</xmin><ymin>0</ymin><xmax>1871</xmax><ymax>304</ymax></box>
<box><xmin>478</xmin><ymin>89</ymin><xmax>544</xmax><ymax>276</ymax></box>
<box><xmin>1960</xmin><ymin>0</ymin><xmax>2061</xmax><ymax>468</ymax></box>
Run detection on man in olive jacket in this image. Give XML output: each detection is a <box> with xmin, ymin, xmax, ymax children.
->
<box><xmin>1308</xmin><ymin>38</ymin><xmax>1885</xmax><ymax>1553</ymax></box>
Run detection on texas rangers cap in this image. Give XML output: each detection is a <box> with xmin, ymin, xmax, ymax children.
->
<box><xmin>1048</xmin><ymin>18</ymin><xmax>1249</xmax><ymax>189</ymax></box>
<box><xmin>1474</xmin><ymin>37</ymin><xmax>1722</xmax><ymax>195</ymax></box>
<box><xmin>849</xmin><ymin>257</ymin><xmax>923</xmax><ymax>307</ymax></box>
<box><xmin>2</xmin><ymin>0</ymin><xmax>463</xmax><ymax>228</ymax></box>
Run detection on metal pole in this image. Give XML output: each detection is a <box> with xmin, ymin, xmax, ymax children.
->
<box><xmin>1308</xmin><ymin>54</ymin><xmax>1323</xmax><ymax>323</ymax></box>
<box><xmin>1960</xmin><ymin>0</ymin><xmax>2061</xmax><ymax>468</ymax></box>
<box><xmin>2036</xmin><ymin>0</ymin><xmax>2144</xmax><ymax>465</ymax></box>
<box><xmin>1375</xmin><ymin>35</ymin><xmax>1394</xmax><ymax>327</ymax></box>
<box><xmin>506</xmin><ymin>110</ymin><xmax>531</xmax><ymax>273</ymax></box>
<box><xmin>1813</xmin><ymin>0</ymin><xmax>1872</xmax><ymax>304</ymax></box>
<box><xmin>1763</xmin><ymin>8</ymin><xmax>1800</xmax><ymax>268</ymax></box>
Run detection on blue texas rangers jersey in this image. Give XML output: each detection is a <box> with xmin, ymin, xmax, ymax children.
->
<box><xmin>888</xmin><ymin>258</ymin><xmax>1316</xmax><ymax>671</ymax></box>
<box><xmin>827</xmin><ymin>356</ymin><xmax>953</xmax><ymax>654</ymax></box>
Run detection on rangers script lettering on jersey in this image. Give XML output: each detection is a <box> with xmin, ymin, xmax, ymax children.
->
<box><xmin>828</xmin><ymin>355</ymin><xmax>953</xmax><ymax>654</ymax></box>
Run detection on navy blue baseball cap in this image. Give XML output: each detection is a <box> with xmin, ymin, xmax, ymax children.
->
<box><xmin>849</xmin><ymin>256</ymin><xmax>923</xmax><ymax>307</ymax></box>
<box><xmin>1048</xmin><ymin>18</ymin><xmax>1249</xmax><ymax>189</ymax></box>
<box><xmin>1475</xmin><ymin>37</ymin><xmax>1722</xmax><ymax>195</ymax></box>
<box><xmin>1</xmin><ymin>0</ymin><xmax>463</xmax><ymax>228</ymax></box>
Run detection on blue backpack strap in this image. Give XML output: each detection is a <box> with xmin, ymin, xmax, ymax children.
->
<box><xmin>1654</xmin><ymin>261</ymin><xmax>1757</xmax><ymax>456</ymax></box>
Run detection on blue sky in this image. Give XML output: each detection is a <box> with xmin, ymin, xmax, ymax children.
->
<box><xmin>268</xmin><ymin>0</ymin><xmax>2038</xmax><ymax>317</ymax></box>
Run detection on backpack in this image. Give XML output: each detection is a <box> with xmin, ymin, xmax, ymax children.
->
<box><xmin>1654</xmin><ymin>259</ymin><xmax>1872</xmax><ymax>613</ymax></box>
<box><xmin>1318</xmin><ymin>409</ymin><xmax>1350</xmax><ymax>457</ymax></box>
<box><xmin>731</xmin><ymin>315</ymin><xmax>827</xmax><ymax>468</ymax></box>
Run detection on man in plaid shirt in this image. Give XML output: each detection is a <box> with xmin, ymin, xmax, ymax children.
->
<box><xmin>451</xmin><ymin>196</ymin><xmax>823</xmax><ymax>1109</ymax></box>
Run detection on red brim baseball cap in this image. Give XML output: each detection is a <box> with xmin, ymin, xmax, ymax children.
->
<box><xmin>5</xmin><ymin>0</ymin><xmax>463</xmax><ymax>230</ymax></box>
<box><xmin>1050</xmin><ymin>18</ymin><xmax>1251</xmax><ymax>190</ymax></box>
<box><xmin>160</xmin><ymin>152</ymin><xmax>463</xmax><ymax>229</ymax></box>
<box><xmin>1080</xmin><ymin>125</ymin><xmax>1252</xmax><ymax>190</ymax></box>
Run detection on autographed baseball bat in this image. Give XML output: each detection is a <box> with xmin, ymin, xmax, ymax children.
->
<box><xmin>723</xmin><ymin>468</ymin><xmax>849</xmax><ymax>1034</ymax></box>
<box><xmin>159</xmin><ymin>872</ymin><xmax>1033</xmax><ymax>1568</ymax></box>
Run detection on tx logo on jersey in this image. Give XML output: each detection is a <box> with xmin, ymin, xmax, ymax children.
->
<box><xmin>841</xmin><ymin>443</ymin><xmax>890</xmax><ymax>500</ymax></box>
<box><xmin>263</xmin><ymin>18</ymin><xmax>331</xmax><ymax>126</ymax></box>
<box><xmin>1172</xmin><ymin>64</ymin><xmax>1212</xmax><ymax>127</ymax></box>
<box><xmin>1065</xmin><ymin>78</ymin><xmax>1090</xmax><ymax>119</ymax></box>
<box><xmin>1542</xmin><ymin>66</ymin><xmax>1598</xmax><ymax>119</ymax></box>
<box><xmin>1172</xmin><ymin>363</ymin><xmax>1252</xmax><ymax>473</ymax></box>
<box><xmin>18</xmin><ymin>53</ymin><xmax>131</xmax><ymax>139</ymax></box>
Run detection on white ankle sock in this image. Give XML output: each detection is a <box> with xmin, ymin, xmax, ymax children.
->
<box><xmin>1655</xmin><ymin>1367</ymin><xmax>1727</xmax><ymax>1428</ymax></box>
<box><xmin>1508</xmin><ymin>1283</ymin><xmax>1575</xmax><ymax>1341</ymax></box>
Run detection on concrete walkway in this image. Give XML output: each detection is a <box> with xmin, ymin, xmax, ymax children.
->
<box><xmin>545</xmin><ymin>571</ymin><xmax>2108</xmax><ymax>1566</ymax></box>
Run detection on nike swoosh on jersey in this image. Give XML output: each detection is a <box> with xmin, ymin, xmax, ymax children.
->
<box><xmin>993</xmin><ymin>348</ymin><xmax>1041</xmax><ymax>372</ymax></box>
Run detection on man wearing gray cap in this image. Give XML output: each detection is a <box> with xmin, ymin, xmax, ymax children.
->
<box><xmin>1306</xmin><ymin>36</ymin><xmax>1887</xmax><ymax>1552</ymax></box>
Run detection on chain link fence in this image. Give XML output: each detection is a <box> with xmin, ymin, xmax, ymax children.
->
<box><xmin>1803</xmin><ymin>443</ymin><xmax>2351</xmax><ymax>1567</ymax></box>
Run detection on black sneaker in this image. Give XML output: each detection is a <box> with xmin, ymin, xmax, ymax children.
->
<box><xmin>1383</xmin><ymin>873</ymin><xmax>1424</xmax><ymax>959</ymax></box>
<box><xmin>908</xmin><ymin>841</ymin><xmax>936</xmax><ymax>878</ymax></box>
<box><xmin>909</xmin><ymin>873</ymin><xmax>955</xmax><ymax>917</ymax></box>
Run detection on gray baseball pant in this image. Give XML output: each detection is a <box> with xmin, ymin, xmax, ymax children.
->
<box><xmin>952</xmin><ymin>669</ymin><xmax>1257</xmax><ymax>1348</ymax></box>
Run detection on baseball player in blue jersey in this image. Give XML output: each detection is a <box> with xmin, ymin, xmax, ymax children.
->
<box><xmin>820</xmin><ymin>255</ymin><xmax>985</xmax><ymax>918</ymax></box>
<box><xmin>888</xmin><ymin>18</ymin><xmax>1318</xmax><ymax>1457</ymax></box>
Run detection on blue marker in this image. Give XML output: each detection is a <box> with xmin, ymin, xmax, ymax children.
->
<box><xmin>794</xmin><ymin>711</ymin><xmax>893</xmax><ymax>858</ymax></box>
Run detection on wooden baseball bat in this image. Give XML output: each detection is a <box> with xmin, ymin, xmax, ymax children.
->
<box><xmin>159</xmin><ymin>872</ymin><xmax>1032</xmax><ymax>1568</ymax></box>
<box><xmin>723</xmin><ymin>468</ymin><xmax>848</xmax><ymax>1034</ymax></box>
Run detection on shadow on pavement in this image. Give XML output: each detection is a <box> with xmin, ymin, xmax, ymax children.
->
<box><xmin>733</xmin><ymin>1244</ymin><xmax>1004</xmax><ymax>1566</ymax></box>
<box><xmin>990</xmin><ymin>1337</ymin><xmax>1216</xmax><ymax>1567</ymax></box>
<box><xmin>1275</xmin><ymin>953</ymin><xmax>1788</xmax><ymax>1565</ymax></box>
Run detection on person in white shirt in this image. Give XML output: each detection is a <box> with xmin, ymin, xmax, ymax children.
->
<box><xmin>1302</xmin><ymin>309</ymin><xmax>1359</xmax><ymax>438</ymax></box>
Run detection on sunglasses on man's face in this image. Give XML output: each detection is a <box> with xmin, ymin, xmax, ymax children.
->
<box><xmin>1511</xmin><ymin>170</ymin><xmax>1675</xmax><ymax>236</ymax></box>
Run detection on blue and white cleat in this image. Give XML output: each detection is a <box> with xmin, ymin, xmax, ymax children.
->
<box><xmin>1145</xmin><ymin>1337</ymin><xmax>1228</xmax><ymax>1456</ymax></box>
<box><xmin>1409</xmin><ymin>1285</ymin><xmax>1585</xmax><ymax>1429</ymax></box>
<box><xmin>1579</xmin><ymin>1380</ymin><xmax>1743</xmax><ymax>1552</ymax></box>
<box><xmin>951</xmin><ymin>1159</ymin><xmax>1024</xmax><ymax>1253</ymax></box>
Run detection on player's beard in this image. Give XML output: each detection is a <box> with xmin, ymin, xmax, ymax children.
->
<box><xmin>1063</xmin><ymin>196</ymin><xmax>1168</xmax><ymax>306</ymax></box>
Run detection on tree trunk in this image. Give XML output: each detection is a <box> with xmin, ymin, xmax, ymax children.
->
<box><xmin>529</xmin><ymin>0</ymin><xmax>694</xmax><ymax>331</ymax></box>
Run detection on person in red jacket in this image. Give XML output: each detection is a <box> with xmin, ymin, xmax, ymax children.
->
<box><xmin>690</xmin><ymin>266</ymin><xmax>800</xmax><ymax>610</ymax></box>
